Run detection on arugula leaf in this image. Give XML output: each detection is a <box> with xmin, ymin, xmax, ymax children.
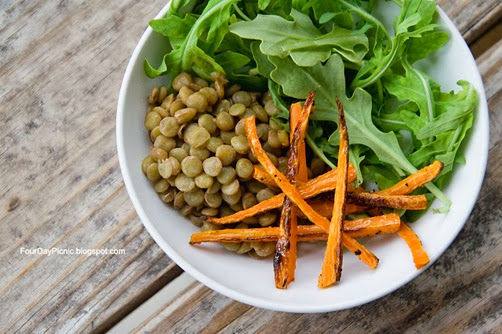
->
<box><xmin>382</xmin><ymin>56</ymin><xmax>438</xmax><ymax>138</ymax></box>
<box><xmin>230</xmin><ymin>9</ymin><xmax>369</xmax><ymax>66</ymax></box>
<box><xmin>362</xmin><ymin>161</ymin><xmax>402</xmax><ymax>191</ymax></box>
<box><xmin>214</xmin><ymin>50</ymin><xmax>268</xmax><ymax>90</ymax></box>
<box><xmin>409</xmin><ymin>114</ymin><xmax>472</xmax><ymax>175</ymax></box>
<box><xmin>145</xmin><ymin>0</ymin><xmax>238</xmax><ymax>80</ymax></box>
<box><xmin>267</xmin><ymin>80</ymin><xmax>290</xmax><ymax>120</ymax></box>
<box><xmin>406</xmin><ymin>30</ymin><xmax>449</xmax><ymax>63</ymax></box>
<box><xmin>418</xmin><ymin>80</ymin><xmax>476</xmax><ymax>139</ymax></box>
<box><xmin>170</xmin><ymin>0</ymin><xmax>198</xmax><ymax>16</ymax></box>
<box><xmin>405</xmin><ymin>81</ymin><xmax>475</xmax><ymax>177</ymax></box>
<box><xmin>258</xmin><ymin>0</ymin><xmax>292</xmax><ymax>18</ymax></box>
<box><xmin>349</xmin><ymin>145</ymin><xmax>368</xmax><ymax>187</ymax></box>
<box><xmin>149</xmin><ymin>14</ymin><xmax>197</xmax><ymax>49</ymax></box>
<box><xmin>250</xmin><ymin>41</ymin><xmax>276</xmax><ymax>79</ymax></box>
<box><xmin>270</xmin><ymin>53</ymin><xmax>408</xmax><ymax>168</ymax></box>
<box><xmin>351</xmin><ymin>0</ymin><xmax>439</xmax><ymax>89</ymax></box>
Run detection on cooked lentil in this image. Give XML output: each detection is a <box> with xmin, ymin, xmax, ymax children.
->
<box><xmin>142</xmin><ymin>73</ymin><xmax>291</xmax><ymax>257</ymax></box>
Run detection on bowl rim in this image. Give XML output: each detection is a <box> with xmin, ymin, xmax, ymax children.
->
<box><xmin>116</xmin><ymin>2</ymin><xmax>489</xmax><ymax>313</ymax></box>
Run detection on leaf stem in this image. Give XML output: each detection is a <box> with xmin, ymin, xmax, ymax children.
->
<box><xmin>337</xmin><ymin>0</ymin><xmax>390</xmax><ymax>41</ymax></box>
<box><xmin>403</xmin><ymin>55</ymin><xmax>435</xmax><ymax>132</ymax></box>
<box><xmin>352</xmin><ymin>35</ymin><xmax>400</xmax><ymax>89</ymax></box>
<box><xmin>306</xmin><ymin>134</ymin><xmax>336</xmax><ymax>169</ymax></box>
<box><xmin>233</xmin><ymin>3</ymin><xmax>251</xmax><ymax>21</ymax></box>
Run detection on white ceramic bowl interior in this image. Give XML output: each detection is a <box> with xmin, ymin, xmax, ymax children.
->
<box><xmin>117</xmin><ymin>1</ymin><xmax>489</xmax><ymax>312</ymax></box>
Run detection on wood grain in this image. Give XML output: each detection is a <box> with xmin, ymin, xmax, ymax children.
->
<box><xmin>0</xmin><ymin>0</ymin><xmax>181</xmax><ymax>333</ymax></box>
<box><xmin>437</xmin><ymin>0</ymin><xmax>501</xmax><ymax>44</ymax></box>
<box><xmin>0</xmin><ymin>0</ymin><xmax>500</xmax><ymax>333</ymax></box>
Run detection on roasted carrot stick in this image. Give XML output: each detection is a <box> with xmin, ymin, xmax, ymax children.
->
<box><xmin>347</xmin><ymin>192</ymin><xmax>427</xmax><ymax>210</ymax></box>
<box><xmin>397</xmin><ymin>222</ymin><xmax>429</xmax><ymax>269</ymax></box>
<box><xmin>319</xmin><ymin>98</ymin><xmax>349</xmax><ymax>287</ymax></box>
<box><xmin>275</xmin><ymin>95</ymin><xmax>314</xmax><ymax>288</ymax></box>
<box><xmin>377</xmin><ymin>160</ymin><xmax>444</xmax><ymax>196</ymax></box>
<box><xmin>300</xmin><ymin>201</ymin><xmax>363</xmax><ymax>218</ymax></box>
<box><xmin>244</xmin><ymin>116</ymin><xmax>378</xmax><ymax>270</ymax></box>
<box><xmin>289</xmin><ymin>102</ymin><xmax>309</xmax><ymax>182</ymax></box>
<box><xmin>341</xmin><ymin>234</ymin><xmax>379</xmax><ymax>269</ymax></box>
<box><xmin>344</xmin><ymin>213</ymin><xmax>401</xmax><ymax>238</ymax></box>
<box><xmin>253</xmin><ymin>166</ymin><xmax>279</xmax><ymax>187</ymax></box>
<box><xmin>190</xmin><ymin>214</ymin><xmax>401</xmax><ymax>244</ymax></box>
<box><xmin>207</xmin><ymin>166</ymin><xmax>357</xmax><ymax>225</ymax></box>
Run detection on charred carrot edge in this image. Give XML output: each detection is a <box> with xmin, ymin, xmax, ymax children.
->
<box><xmin>275</xmin><ymin>95</ymin><xmax>314</xmax><ymax>289</ymax></box>
<box><xmin>289</xmin><ymin>102</ymin><xmax>309</xmax><ymax>182</ymax></box>
<box><xmin>190</xmin><ymin>213</ymin><xmax>401</xmax><ymax>244</ymax></box>
<box><xmin>397</xmin><ymin>222</ymin><xmax>429</xmax><ymax>269</ymax></box>
<box><xmin>253</xmin><ymin>166</ymin><xmax>279</xmax><ymax>187</ymax></box>
<box><xmin>377</xmin><ymin>161</ymin><xmax>444</xmax><ymax>196</ymax></box>
<box><xmin>207</xmin><ymin>166</ymin><xmax>357</xmax><ymax>225</ymax></box>
<box><xmin>244</xmin><ymin>116</ymin><xmax>378</xmax><ymax>270</ymax></box>
<box><xmin>319</xmin><ymin>97</ymin><xmax>349</xmax><ymax>288</ymax></box>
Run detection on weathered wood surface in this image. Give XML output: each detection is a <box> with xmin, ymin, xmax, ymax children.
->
<box><xmin>127</xmin><ymin>34</ymin><xmax>502</xmax><ymax>333</ymax></box>
<box><xmin>437</xmin><ymin>0</ymin><xmax>501</xmax><ymax>44</ymax></box>
<box><xmin>0</xmin><ymin>0</ymin><xmax>500</xmax><ymax>333</ymax></box>
<box><xmin>0</xmin><ymin>0</ymin><xmax>177</xmax><ymax>333</ymax></box>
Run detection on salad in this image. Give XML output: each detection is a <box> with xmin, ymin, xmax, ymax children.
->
<box><xmin>140</xmin><ymin>0</ymin><xmax>477</xmax><ymax>287</ymax></box>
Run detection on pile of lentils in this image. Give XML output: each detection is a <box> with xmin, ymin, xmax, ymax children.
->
<box><xmin>141</xmin><ymin>72</ymin><xmax>308</xmax><ymax>257</ymax></box>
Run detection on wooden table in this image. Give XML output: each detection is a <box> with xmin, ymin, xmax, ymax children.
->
<box><xmin>1</xmin><ymin>1</ymin><xmax>500</xmax><ymax>333</ymax></box>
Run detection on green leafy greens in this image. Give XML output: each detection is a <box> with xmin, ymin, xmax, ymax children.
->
<box><xmin>144</xmin><ymin>0</ymin><xmax>477</xmax><ymax>215</ymax></box>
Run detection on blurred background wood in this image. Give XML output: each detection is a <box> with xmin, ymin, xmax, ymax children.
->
<box><xmin>0</xmin><ymin>0</ymin><xmax>500</xmax><ymax>333</ymax></box>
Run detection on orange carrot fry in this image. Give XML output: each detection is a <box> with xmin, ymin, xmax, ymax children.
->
<box><xmin>319</xmin><ymin>97</ymin><xmax>349</xmax><ymax>287</ymax></box>
<box><xmin>342</xmin><ymin>234</ymin><xmax>379</xmax><ymax>269</ymax></box>
<box><xmin>275</xmin><ymin>94</ymin><xmax>315</xmax><ymax>289</ymax></box>
<box><xmin>300</xmin><ymin>200</ymin><xmax>363</xmax><ymax>218</ymax></box>
<box><xmin>397</xmin><ymin>222</ymin><xmax>429</xmax><ymax>269</ymax></box>
<box><xmin>344</xmin><ymin>213</ymin><xmax>401</xmax><ymax>238</ymax></box>
<box><xmin>347</xmin><ymin>192</ymin><xmax>428</xmax><ymax>210</ymax></box>
<box><xmin>190</xmin><ymin>214</ymin><xmax>401</xmax><ymax>244</ymax></box>
<box><xmin>377</xmin><ymin>161</ymin><xmax>444</xmax><ymax>196</ymax></box>
<box><xmin>254</xmin><ymin>164</ymin><xmax>356</xmax><ymax>189</ymax></box>
<box><xmin>253</xmin><ymin>166</ymin><xmax>278</xmax><ymax>187</ymax></box>
<box><xmin>257</xmin><ymin>191</ymin><xmax>426</xmax><ymax>216</ymax></box>
<box><xmin>244</xmin><ymin>116</ymin><xmax>378</xmax><ymax>270</ymax></box>
<box><xmin>289</xmin><ymin>102</ymin><xmax>309</xmax><ymax>182</ymax></box>
<box><xmin>208</xmin><ymin>166</ymin><xmax>357</xmax><ymax>225</ymax></box>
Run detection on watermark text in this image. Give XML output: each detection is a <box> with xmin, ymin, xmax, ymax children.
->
<box><xmin>19</xmin><ymin>247</ymin><xmax>126</xmax><ymax>257</ymax></box>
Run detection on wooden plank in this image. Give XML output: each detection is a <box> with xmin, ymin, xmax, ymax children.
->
<box><xmin>437</xmin><ymin>0</ymin><xmax>501</xmax><ymax>44</ymax></box>
<box><xmin>471</xmin><ymin>20</ymin><xmax>502</xmax><ymax>58</ymax></box>
<box><xmin>0</xmin><ymin>0</ymin><xmax>186</xmax><ymax>333</ymax></box>
<box><xmin>130</xmin><ymin>24</ymin><xmax>502</xmax><ymax>334</ymax></box>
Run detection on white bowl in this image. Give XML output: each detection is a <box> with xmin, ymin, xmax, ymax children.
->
<box><xmin>116</xmin><ymin>2</ymin><xmax>489</xmax><ymax>312</ymax></box>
